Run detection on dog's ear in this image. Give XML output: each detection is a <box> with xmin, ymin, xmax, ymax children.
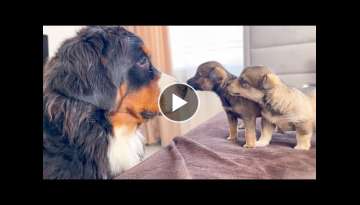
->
<box><xmin>47</xmin><ymin>36</ymin><xmax>118</xmax><ymax>111</ymax></box>
<box><xmin>261</xmin><ymin>73</ymin><xmax>280</xmax><ymax>89</ymax></box>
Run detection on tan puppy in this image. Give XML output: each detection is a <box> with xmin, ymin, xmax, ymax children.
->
<box><xmin>228</xmin><ymin>66</ymin><xmax>316</xmax><ymax>150</ymax></box>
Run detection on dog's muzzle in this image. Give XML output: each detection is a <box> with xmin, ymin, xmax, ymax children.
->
<box><xmin>140</xmin><ymin>111</ymin><xmax>160</xmax><ymax>119</ymax></box>
<box><xmin>186</xmin><ymin>78</ymin><xmax>199</xmax><ymax>90</ymax></box>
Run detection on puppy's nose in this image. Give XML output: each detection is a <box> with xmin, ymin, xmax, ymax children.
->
<box><xmin>186</xmin><ymin>78</ymin><xmax>194</xmax><ymax>86</ymax></box>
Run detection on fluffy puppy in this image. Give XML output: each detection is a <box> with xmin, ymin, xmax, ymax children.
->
<box><xmin>228</xmin><ymin>66</ymin><xmax>316</xmax><ymax>150</ymax></box>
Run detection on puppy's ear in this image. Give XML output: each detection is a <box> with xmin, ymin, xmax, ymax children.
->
<box><xmin>47</xmin><ymin>36</ymin><xmax>118</xmax><ymax>111</ymax></box>
<box><xmin>261</xmin><ymin>73</ymin><xmax>280</xmax><ymax>89</ymax></box>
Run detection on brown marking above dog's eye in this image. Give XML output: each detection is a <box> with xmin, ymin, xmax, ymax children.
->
<box><xmin>141</xmin><ymin>45</ymin><xmax>151</xmax><ymax>59</ymax></box>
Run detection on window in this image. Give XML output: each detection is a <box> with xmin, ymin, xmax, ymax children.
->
<box><xmin>168</xmin><ymin>26</ymin><xmax>244</xmax><ymax>82</ymax></box>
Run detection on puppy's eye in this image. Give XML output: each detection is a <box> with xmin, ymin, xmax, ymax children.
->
<box><xmin>240</xmin><ymin>79</ymin><xmax>250</xmax><ymax>88</ymax></box>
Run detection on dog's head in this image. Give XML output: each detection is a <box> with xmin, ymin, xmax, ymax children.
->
<box><xmin>44</xmin><ymin>26</ymin><xmax>162</xmax><ymax>128</ymax></box>
<box><xmin>228</xmin><ymin>65</ymin><xmax>276</xmax><ymax>104</ymax></box>
<box><xmin>187</xmin><ymin>61</ymin><xmax>231</xmax><ymax>91</ymax></box>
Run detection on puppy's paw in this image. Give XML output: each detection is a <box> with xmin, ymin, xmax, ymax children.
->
<box><xmin>261</xmin><ymin>110</ymin><xmax>272</xmax><ymax>120</ymax></box>
<box><xmin>255</xmin><ymin>140</ymin><xmax>270</xmax><ymax>147</ymax></box>
<box><xmin>294</xmin><ymin>144</ymin><xmax>311</xmax><ymax>150</ymax></box>
<box><xmin>226</xmin><ymin>136</ymin><xmax>236</xmax><ymax>142</ymax></box>
<box><xmin>243</xmin><ymin>143</ymin><xmax>255</xmax><ymax>148</ymax></box>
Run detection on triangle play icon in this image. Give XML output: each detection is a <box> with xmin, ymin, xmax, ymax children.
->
<box><xmin>172</xmin><ymin>94</ymin><xmax>188</xmax><ymax>112</ymax></box>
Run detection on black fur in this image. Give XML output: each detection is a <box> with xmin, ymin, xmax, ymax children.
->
<box><xmin>43</xmin><ymin>26</ymin><xmax>158</xmax><ymax>179</ymax></box>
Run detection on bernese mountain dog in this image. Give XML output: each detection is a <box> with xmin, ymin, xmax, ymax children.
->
<box><xmin>43</xmin><ymin>26</ymin><xmax>163</xmax><ymax>179</ymax></box>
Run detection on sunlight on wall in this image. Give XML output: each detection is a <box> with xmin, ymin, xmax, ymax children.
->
<box><xmin>168</xmin><ymin>26</ymin><xmax>244</xmax><ymax>82</ymax></box>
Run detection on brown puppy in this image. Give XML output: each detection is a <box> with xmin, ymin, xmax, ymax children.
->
<box><xmin>187</xmin><ymin>61</ymin><xmax>273</xmax><ymax>148</ymax></box>
<box><xmin>228</xmin><ymin>66</ymin><xmax>316</xmax><ymax>150</ymax></box>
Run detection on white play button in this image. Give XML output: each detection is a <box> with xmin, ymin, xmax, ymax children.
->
<box><xmin>172</xmin><ymin>94</ymin><xmax>188</xmax><ymax>112</ymax></box>
<box><xmin>159</xmin><ymin>83</ymin><xmax>199</xmax><ymax>122</ymax></box>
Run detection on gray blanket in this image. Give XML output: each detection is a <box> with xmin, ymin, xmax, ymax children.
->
<box><xmin>115</xmin><ymin>112</ymin><xmax>316</xmax><ymax>179</ymax></box>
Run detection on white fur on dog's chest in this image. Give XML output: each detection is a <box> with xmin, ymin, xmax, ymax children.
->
<box><xmin>107</xmin><ymin>127</ymin><xmax>145</xmax><ymax>177</ymax></box>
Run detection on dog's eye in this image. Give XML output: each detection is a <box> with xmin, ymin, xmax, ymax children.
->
<box><xmin>136</xmin><ymin>56</ymin><xmax>149</xmax><ymax>68</ymax></box>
